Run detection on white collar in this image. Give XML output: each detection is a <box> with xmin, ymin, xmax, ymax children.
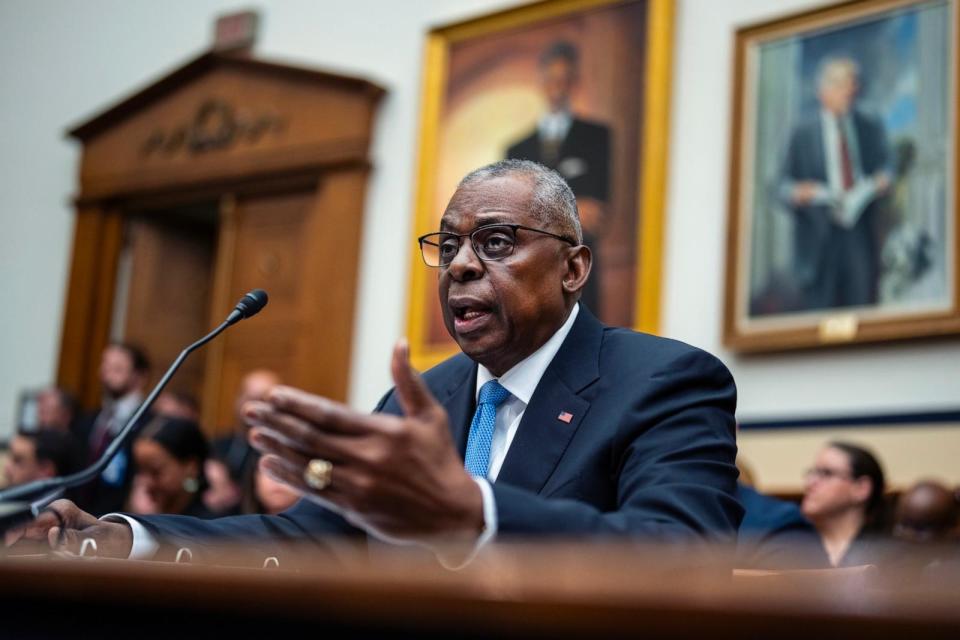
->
<box><xmin>475</xmin><ymin>303</ymin><xmax>580</xmax><ymax>404</ymax></box>
<box><xmin>110</xmin><ymin>391</ymin><xmax>144</xmax><ymax>423</ymax></box>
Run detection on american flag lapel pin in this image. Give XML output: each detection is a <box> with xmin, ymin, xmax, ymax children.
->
<box><xmin>557</xmin><ymin>411</ymin><xmax>573</xmax><ymax>424</ymax></box>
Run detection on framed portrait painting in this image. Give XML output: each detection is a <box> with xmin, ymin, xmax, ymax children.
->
<box><xmin>725</xmin><ymin>0</ymin><xmax>960</xmax><ymax>352</ymax></box>
<box><xmin>407</xmin><ymin>0</ymin><xmax>675</xmax><ymax>370</ymax></box>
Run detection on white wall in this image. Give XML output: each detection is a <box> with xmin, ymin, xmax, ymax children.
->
<box><xmin>0</xmin><ymin>0</ymin><xmax>958</xmax><ymax>481</ymax></box>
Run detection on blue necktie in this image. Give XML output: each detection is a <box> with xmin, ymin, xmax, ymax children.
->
<box><xmin>464</xmin><ymin>380</ymin><xmax>511</xmax><ymax>478</ymax></box>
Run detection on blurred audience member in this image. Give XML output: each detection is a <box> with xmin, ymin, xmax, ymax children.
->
<box><xmin>242</xmin><ymin>466</ymin><xmax>299</xmax><ymax>515</ymax></box>
<box><xmin>204</xmin><ymin>369</ymin><xmax>280</xmax><ymax>515</ymax></box>
<box><xmin>35</xmin><ymin>386</ymin><xmax>78</xmax><ymax>433</ymax></box>
<box><xmin>736</xmin><ymin>482</ymin><xmax>829</xmax><ymax>569</ymax></box>
<box><xmin>894</xmin><ymin>480</ymin><xmax>959</xmax><ymax>544</ymax></box>
<box><xmin>3</xmin><ymin>430</ymin><xmax>82</xmax><ymax>487</ymax></box>
<box><xmin>153</xmin><ymin>390</ymin><xmax>200</xmax><ymax>422</ymax></box>
<box><xmin>801</xmin><ymin>441</ymin><xmax>888</xmax><ymax>566</ymax></box>
<box><xmin>130</xmin><ymin>416</ymin><xmax>214</xmax><ymax>518</ymax></box>
<box><xmin>75</xmin><ymin>343</ymin><xmax>151</xmax><ymax>515</ymax></box>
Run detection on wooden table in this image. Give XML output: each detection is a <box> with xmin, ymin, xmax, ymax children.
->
<box><xmin>1</xmin><ymin>542</ymin><xmax>958</xmax><ymax>639</ymax></box>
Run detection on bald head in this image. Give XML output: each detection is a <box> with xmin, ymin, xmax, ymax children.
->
<box><xmin>894</xmin><ymin>480</ymin><xmax>959</xmax><ymax>543</ymax></box>
<box><xmin>234</xmin><ymin>369</ymin><xmax>281</xmax><ymax>427</ymax></box>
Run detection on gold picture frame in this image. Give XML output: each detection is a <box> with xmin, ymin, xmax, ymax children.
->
<box><xmin>724</xmin><ymin>0</ymin><xmax>960</xmax><ymax>352</ymax></box>
<box><xmin>406</xmin><ymin>0</ymin><xmax>675</xmax><ymax>370</ymax></box>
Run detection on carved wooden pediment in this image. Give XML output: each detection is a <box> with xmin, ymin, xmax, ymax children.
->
<box><xmin>69</xmin><ymin>52</ymin><xmax>384</xmax><ymax>199</ymax></box>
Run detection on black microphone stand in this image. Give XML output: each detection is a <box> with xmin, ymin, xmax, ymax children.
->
<box><xmin>0</xmin><ymin>289</ymin><xmax>267</xmax><ymax>534</ymax></box>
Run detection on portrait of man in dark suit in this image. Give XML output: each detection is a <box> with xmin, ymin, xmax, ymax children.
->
<box><xmin>779</xmin><ymin>56</ymin><xmax>892</xmax><ymax>312</ymax></box>
<box><xmin>507</xmin><ymin>41</ymin><xmax>611</xmax><ymax>316</ymax></box>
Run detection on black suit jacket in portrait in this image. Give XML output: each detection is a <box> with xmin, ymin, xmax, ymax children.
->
<box><xmin>780</xmin><ymin>109</ymin><xmax>890</xmax><ymax>310</ymax></box>
<box><xmin>506</xmin><ymin>118</ymin><xmax>611</xmax><ymax>202</ymax></box>
<box><xmin>135</xmin><ymin>309</ymin><xmax>742</xmax><ymax>562</ymax></box>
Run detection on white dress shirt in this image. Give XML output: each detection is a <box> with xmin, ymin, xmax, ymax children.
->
<box><xmin>537</xmin><ymin>110</ymin><xmax>573</xmax><ymax>143</ymax></box>
<box><xmin>112</xmin><ymin>305</ymin><xmax>581</xmax><ymax>562</ymax></box>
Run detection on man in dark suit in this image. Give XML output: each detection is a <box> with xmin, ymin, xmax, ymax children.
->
<box><xmin>20</xmin><ymin>160</ymin><xmax>740</xmax><ymax>563</ymax></box>
<box><xmin>780</xmin><ymin>56</ymin><xmax>891</xmax><ymax>311</ymax></box>
<box><xmin>72</xmin><ymin>343</ymin><xmax>151</xmax><ymax>516</ymax></box>
<box><xmin>507</xmin><ymin>41</ymin><xmax>610</xmax><ymax>316</ymax></box>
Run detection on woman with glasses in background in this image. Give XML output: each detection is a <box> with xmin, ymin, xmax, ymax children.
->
<box><xmin>801</xmin><ymin>441</ymin><xmax>888</xmax><ymax>567</ymax></box>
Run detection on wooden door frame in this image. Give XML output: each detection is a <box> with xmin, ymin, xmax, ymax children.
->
<box><xmin>58</xmin><ymin>163</ymin><xmax>368</xmax><ymax>412</ymax></box>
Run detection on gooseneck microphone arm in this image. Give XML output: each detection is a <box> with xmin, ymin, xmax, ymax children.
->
<box><xmin>0</xmin><ymin>289</ymin><xmax>269</xmax><ymax>509</ymax></box>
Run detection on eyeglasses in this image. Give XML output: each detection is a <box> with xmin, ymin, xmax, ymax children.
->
<box><xmin>418</xmin><ymin>223</ymin><xmax>576</xmax><ymax>268</ymax></box>
<box><xmin>804</xmin><ymin>467</ymin><xmax>854</xmax><ymax>481</ymax></box>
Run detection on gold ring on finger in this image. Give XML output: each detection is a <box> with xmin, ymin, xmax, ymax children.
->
<box><xmin>304</xmin><ymin>458</ymin><xmax>333</xmax><ymax>491</ymax></box>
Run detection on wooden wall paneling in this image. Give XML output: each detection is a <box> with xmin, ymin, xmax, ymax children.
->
<box><xmin>201</xmin><ymin>194</ymin><xmax>239</xmax><ymax>437</ymax></box>
<box><xmin>122</xmin><ymin>212</ymin><xmax>217</xmax><ymax>405</ymax></box>
<box><xmin>61</xmin><ymin>51</ymin><xmax>385</xmax><ymax>426</ymax></box>
<box><xmin>294</xmin><ymin>167</ymin><xmax>370</xmax><ymax>404</ymax></box>
<box><xmin>211</xmin><ymin>189</ymin><xmax>313</xmax><ymax>430</ymax></box>
<box><xmin>56</xmin><ymin>205</ymin><xmax>124</xmax><ymax>410</ymax></box>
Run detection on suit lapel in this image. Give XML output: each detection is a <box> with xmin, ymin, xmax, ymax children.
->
<box><xmin>496</xmin><ymin>308</ymin><xmax>603</xmax><ymax>493</ymax></box>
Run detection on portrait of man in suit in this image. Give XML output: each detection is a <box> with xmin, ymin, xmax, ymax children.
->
<box><xmin>779</xmin><ymin>56</ymin><xmax>892</xmax><ymax>312</ymax></box>
<box><xmin>507</xmin><ymin>41</ymin><xmax>611</xmax><ymax>316</ymax></box>
<box><xmin>734</xmin><ymin>2</ymin><xmax>953</xmax><ymax>344</ymax></box>
<box><xmin>17</xmin><ymin>161</ymin><xmax>741</xmax><ymax>563</ymax></box>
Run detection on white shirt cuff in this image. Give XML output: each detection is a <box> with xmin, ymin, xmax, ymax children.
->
<box><xmin>101</xmin><ymin>513</ymin><xmax>159</xmax><ymax>560</ymax></box>
<box><xmin>435</xmin><ymin>477</ymin><xmax>498</xmax><ymax>570</ymax></box>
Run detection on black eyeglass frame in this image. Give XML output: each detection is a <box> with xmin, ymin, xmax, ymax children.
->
<box><xmin>417</xmin><ymin>223</ymin><xmax>578</xmax><ymax>268</ymax></box>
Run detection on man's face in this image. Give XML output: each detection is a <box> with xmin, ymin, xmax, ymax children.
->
<box><xmin>36</xmin><ymin>389</ymin><xmax>71</xmax><ymax>431</ymax></box>
<box><xmin>3</xmin><ymin>435</ymin><xmax>52</xmax><ymax>486</ymax></box>
<box><xmin>540</xmin><ymin>58</ymin><xmax>577</xmax><ymax>112</ymax></box>
<box><xmin>818</xmin><ymin>70</ymin><xmax>858</xmax><ymax>115</ymax></box>
<box><xmin>235</xmin><ymin>370</ymin><xmax>280</xmax><ymax>427</ymax></box>
<box><xmin>99</xmin><ymin>346</ymin><xmax>142</xmax><ymax>400</ymax></box>
<box><xmin>438</xmin><ymin>175</ymin><xmax>573</xmax><ymax>376</ymax></box>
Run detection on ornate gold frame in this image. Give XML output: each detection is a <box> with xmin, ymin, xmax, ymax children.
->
<box><xmin>406</xmin><ymin>0</ymin><xmax>675</xmax><ymax>370</ymax></box>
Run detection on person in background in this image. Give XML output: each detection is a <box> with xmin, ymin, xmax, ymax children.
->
<box><xmin>736</xmin><ymin>482</ymin><xmax>829</xmax><ymax>569</ymax></box>
<box><xmin>153</xmin><ymin>390</ymin><xmax>200</xmax><ymax>422</ymax></box>
<box><xmin>129</xmin><ymin>416</ymin><xmax>214</xmax><ymax>519</ymax></box>
<box><xmin>3</xmin><ymin>430</ymin><xmax>82</xmax><ymax>487</ymax></box>
<box><xmin>35</xmin><ymin>387</ymin><xmax>78</xmax><ymax>433</ymax></box>
<box><xmin>893</xmin><ymin>480</ymin><xmax>959</xmax><ymax>544</ymax></box>
<box><xmin>204</xmin><ymin>369</ymin><xmax>280</xmax><ymax>515</ymax></box>
<box><xmin>74</xmin><ymin>343</ymin><xmax>151</xmax><ymax>515</ymax></box>
<box><xmin>801</xmin><ymin>441</ymin><xmax>888</xmax><ymax>566</ymax></box>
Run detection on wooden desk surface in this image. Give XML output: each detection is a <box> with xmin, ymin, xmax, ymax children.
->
<box><xmin>1</xmin><ymin>542</ymin><xmax>958</xmax><ymax>639</ymax></box>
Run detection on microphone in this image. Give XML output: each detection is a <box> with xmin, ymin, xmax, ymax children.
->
<box><xmin>0</xmin><ymin>290</ymin><xmax>269</xmax><ymax>532</ymax></box>
<box><xmin>226</xmin><ymin>289</ymin><xmax>268</xmax><ymax>326</ymax></box>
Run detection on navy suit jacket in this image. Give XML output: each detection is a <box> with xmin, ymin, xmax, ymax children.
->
<box><xmin>735</xmin><ymin>484</ymin><xmax>828</xmax><ymax>569</ymax></box>
<box><xmin>137</xmin><ymin>309</ymin><xmax>742</xmax><ymax>562</ymax></box>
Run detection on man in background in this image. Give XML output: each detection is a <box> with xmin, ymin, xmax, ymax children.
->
<box><xmin>74</xmin><ymin>343</ymin><xmax>151</xmax><ymax>515</ymax></box>
<box><xmin>507</xmin><ymin>40</ymin><xmax>611</xmax><ymax>316</ymax></box>
<box><xmin>3</xmin><ymin>430</ymin><xmax>81</xmax><ymax>488</ymax></box>
<box><xmin>780</xmin><ymin>56</ymin><xmax>891</xmax><ymax>311</ymax></box>
<box><xmin>204</xmin><ymin>369</ymin><xmax>280</xmax><ymax>515</ymax></box>
<box><xmin>34</xmin><ymin>386</ymin><xmax>78</xmax><ymax>433</ymax></box>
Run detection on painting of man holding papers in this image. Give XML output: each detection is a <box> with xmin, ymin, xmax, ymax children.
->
<box><xmin>779</xmin><ymin>56</ymin><xmax>892</xmax><ymax>312</ymax></box>
<box><xmin>724</xmin><ymin>0</ymin><xmax>959</xmax><ymax>351</ymax></box>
